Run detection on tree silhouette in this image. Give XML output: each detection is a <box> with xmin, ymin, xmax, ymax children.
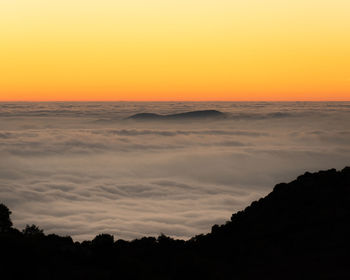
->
<box><xmin>92</xmin><ymin>233</ymin><xmax>114</xmax><ymax>249</ymax></box>
<box><xmin>22</xmin><ymin>224</ymin><xmax>44</xmax><ymax>236</ymax></box>
<box><xmin>0</xmin><ymin>203</ymin><xmax>12</xmax><ymax>233</ymax></box>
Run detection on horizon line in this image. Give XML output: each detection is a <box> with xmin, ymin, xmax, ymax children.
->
<box><xmin>0</xmin><ymin>99</ymin><xmax>350</xmax><ymax>103</ymax></box>
<box><xmin>0</xmin><ymin>100</ymin><xmax>349</xmax><ymax>103</ymax></box>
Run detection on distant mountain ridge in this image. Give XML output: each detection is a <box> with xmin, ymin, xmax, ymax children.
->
<box><xmin>127</xmin><ymin>109</ymin><xmax>226</xmax><ymax>120</ymax></box>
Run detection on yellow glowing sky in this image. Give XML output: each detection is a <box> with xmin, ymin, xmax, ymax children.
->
<box><xmin>0</xmin><ymin>0</ymin><xmax>349</xmax><ymax>101</ymax></box>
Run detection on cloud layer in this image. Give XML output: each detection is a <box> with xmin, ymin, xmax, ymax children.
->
<box><xmin>0</xmin><ymin>102</ymin><xmax>349</xmax><ymax>240</ymax></box>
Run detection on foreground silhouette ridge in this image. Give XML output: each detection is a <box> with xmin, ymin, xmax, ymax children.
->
<box><xmin>1</xmin><ymin>167</ymin><xmax>350</xmax><ymax>279</ymax></box>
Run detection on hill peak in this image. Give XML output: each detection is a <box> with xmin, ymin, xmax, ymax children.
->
<box><xmin>127</xmin><ymin>110</ymin><xmax>225</xmax><ymax>120</ymax></box>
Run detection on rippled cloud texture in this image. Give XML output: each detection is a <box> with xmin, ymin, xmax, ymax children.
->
<box><xmin>0</xmin><ymin>102</ymin><xmax>349</xmax><ymax>240</ymax></box>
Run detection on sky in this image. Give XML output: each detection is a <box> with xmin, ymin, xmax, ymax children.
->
<box><xmin>0</xmin><ymin>0</ymin><xmax>350</xmax><ymax>101</ymax></box>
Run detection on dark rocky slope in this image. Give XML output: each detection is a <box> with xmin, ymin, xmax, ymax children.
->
<box><xmin>1</xmin><ymin>167</ymin><xmax>350</xmax><ymax>279</ymax></box>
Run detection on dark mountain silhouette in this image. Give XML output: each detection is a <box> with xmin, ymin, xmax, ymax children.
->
<box><xmin>1</xmin><ymin>167</ymin><xmax>350</xmax><ymax>279</ymax></box>
<box><xmin>127</xmin><ymin>110</ymin><xmax>226</xmax><ymax>120</ymax></box>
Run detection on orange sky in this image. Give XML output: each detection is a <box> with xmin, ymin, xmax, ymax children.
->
<box><xmin>1</xmin><ymin>0</ymin><xmax>349</xmax><ymax>101</ymax></box>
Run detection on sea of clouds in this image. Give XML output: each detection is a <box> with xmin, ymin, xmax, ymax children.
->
<box><xmin>0</xmin><ymin>102</ymin><xmax>349</xmax><ymax>240</ymax></box>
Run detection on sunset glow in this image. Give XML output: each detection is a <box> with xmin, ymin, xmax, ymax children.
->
<box><xmin>1</xmin><ymin>0</ymin><xmax>349</xmax><ymax>101</ymax></box>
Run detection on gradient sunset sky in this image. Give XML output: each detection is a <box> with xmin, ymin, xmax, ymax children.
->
<box><xmin>1</xmin><ymin>0</ymin><xmax>349</xmax><ymax>101</ymax></box>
